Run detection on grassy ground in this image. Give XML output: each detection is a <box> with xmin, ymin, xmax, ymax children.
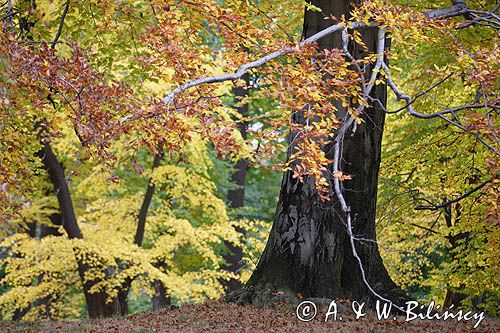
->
<box><xmin>1</xmin><ymin>300</ymin><xmax>498</xmax><ymax>332</ymax></box>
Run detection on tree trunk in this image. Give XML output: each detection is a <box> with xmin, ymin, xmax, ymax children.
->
<box><xmin>244</xmin><ymin>0</ymin><xmax>404</xmax><ymax>306</ymax></box>
<box><xmin>40</xmin><ymin>212</ymin><xmax>64</xmax><ymax>237</ymax></box>
<box><xmin>117</xmin><ymin>282</ymin><xmax>130</xmax><ymax>316</ymax></box>
<box><xmin>131</xmin><ymin>151</ymin><xmax>171</xmax><ymax>311</ymax></box>
<box><xmin>443</xmin><ymin>204</ymin><xmax>468</xmax><ymax>309</ymax></box>
<box><xmin>38</xmin><ymin>140</ymin><xmax>120</xmax><ymax>318</ymax></box>
<box><xmin>223</xmin><ymin>73</ymin><xmax>250</xmax><ymax>293</ymax></box>
<box><xmin>152</xmin><ymin>279</ymin><xmax>171</xmax><ymax>310</ymax></box>
<box><xmin>135</xmin><ymin>152</ymin><xmax>163</xmax><ymax>246</ymax></box>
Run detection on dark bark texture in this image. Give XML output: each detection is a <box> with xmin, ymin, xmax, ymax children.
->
<box><xmin>443</xmin><ymin>204</ymin><xmax>468</xmax><ymax>309</ymax></box>
<box><xmin>245</xmin><ymin>0</ymin><xmax>404</xmax><ymax>306</ymax></box>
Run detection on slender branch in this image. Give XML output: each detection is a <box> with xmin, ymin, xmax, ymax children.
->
<box><xmin>352</xmin><ymin>28</ymin><xmax>386</xmax><ymax>117</ymax></box>
<box><xmin>382</xmin><ymin>62</ymin><xmax>499</xmax><ymax>155</ymax></box>
<box><xmin>331</xmin><ymin>30</ymin><xmax>406</xmax><ymax>313</ymax></box>
<box><xmin>457</xmin><ymin>5</ymin><xmax>500</xmax><ymax>29</ymax></box>
<box><xmin>51</xmin><ymin>1</ymin><xmax>70</xmax><ymax>49</ymax></box>
<box><xmin>119</xmin><ymin>21</ymin><xmax>377</xmax><ymax>123</ymax></box>
<box><xmin>409</xmin><ymin>104</ymin><xmax>498</xmax><ymax>119</ymax></box>
<box><xmin>409</xmin><ymin>222</ymin><xmax>441</xmax><ymax>235</ymax></box>
<box><xmin>415</xmin><ymin>176</ymin><xmax>497</xmax><ymax>211</ymax></box>
<box><xmin>161</xmin><ymin>22</ymin><xmax>372</xmax><ymax>104</ymax></box>
<box><xmin>248</xmin><ymin>0</ymin><xmax>294</xmax><ymax>43</ymax></box>
<box><xmin>383</xmin><ymin>72</ymin><xmax>456</xmax><ymax>114</ymax></box>
<box><xmin>332</xmin><ymin>117</ymin><xmax>402</xmax><ymax>310</ymax></box>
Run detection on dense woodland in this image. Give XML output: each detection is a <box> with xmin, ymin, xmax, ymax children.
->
<box><xmin>0</xmin><ymin>0</ymin><xmax>498</xmax><ymax>327</ymax></box>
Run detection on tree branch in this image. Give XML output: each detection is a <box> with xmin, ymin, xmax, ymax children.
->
<box><xmin>51</xmin><ymin>1</ymin><xmax>70</xmax><ymax>49</ymax></box>
<box><xmin>382</xmin><ymin>62</ymin><xmax>499</xmax><ymax>155</ymax></box>
<box><xmin>415</xmin><ymin>176</ymin><xmax>498</xmax><ymax>211</ymax></box>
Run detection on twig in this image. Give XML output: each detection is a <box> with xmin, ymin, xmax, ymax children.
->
<box><xmin>409</xmin><ymin>222</ymin><xmax>441</xmax><ymax>235</ymax></box>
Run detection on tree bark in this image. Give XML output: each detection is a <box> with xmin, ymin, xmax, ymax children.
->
<box><xmin>226</xmin><ymin>73</ymin><xmax>249</xmax><ymax>209</ymax></box>
<box><xmin>117</xmin><ymin>282</ymin><xmax>130</xmax><ymax>316</ymax></box>
<box><xmin>37</xmin><ymin>140</ymin><xmax>121</xmax><ymax>318</ymax></box>
<box><xmin>152</xmin><ymin>279</ymin><xmax>171</xmax><ymax>310</ymax></box>
<box><xmin>223</xmin><ymin>73</ymin><xmax>250</xmax><ymax>293</ymax></box>
<box><xmin>135</xmin><ymin>152</ymin><xmax>163</xmax><ymax>246</ymax></box>
<box><xmin>244</xmin><ymin>0</ymin><xmax>404</xmax><ymax>306</ymax></box>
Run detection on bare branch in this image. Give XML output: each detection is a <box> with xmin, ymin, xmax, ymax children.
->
<box><xmin>332</xmin><ymin>29</ymin><xmax>405</xmax><ymax>309</ymax></box>
<box><xmin>382</xmin><ymin>62</ymin><xmax>499</xmax><ymax>155</ymax></box>
<box><xmin>51</xmin><ymin>1</ymin><xmax>70</xmax><ymax>49</ymax></box>
<box><xmin>119</xmin><ymin>21</ymin><xmax>378</xmax><ymax>123</ymax></box>
<box><xmin>424</xmin><ymin>2</ymin><xmax>469</xmax><ymax>19</ymax></box>
<box><xmin>415</xmin><ymin>176</ymin><xmax>498</xmax><ymax>211</ymax></box>
<box><xmin>409</xmin><ymin>222</ymin><xmax>441</xmax><ymax>235</ymax></box>
<box><xmin>407</xmin><ymin>104</ymin><xmax>498</xmax><ymax>120</ymax></box>
<box><xmin>383</xmin><ymin>72</ymin><xmax>456</xmax><ymax>114</ymax></box>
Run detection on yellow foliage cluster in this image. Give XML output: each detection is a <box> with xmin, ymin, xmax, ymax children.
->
<box><xmin>0</xmin><ymin>130</ymin><xmax>268</xmax><ymax>319</ymax></box>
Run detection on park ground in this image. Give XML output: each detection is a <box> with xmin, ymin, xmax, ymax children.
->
<box><xmin>1</xmin><ymin>300</ymin><xmax>499</xmax><ymax>332</ymax></box>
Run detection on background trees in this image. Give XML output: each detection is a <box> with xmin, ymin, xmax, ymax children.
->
<box><xmin>0</xmin><ymin>0</ymin><xmax>498</xmax><ymax>320</ymax></box>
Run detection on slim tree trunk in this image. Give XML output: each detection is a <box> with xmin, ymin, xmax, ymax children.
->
<box><xmin>223</xmin><ymin>73</ymin><xmax>249</xmax><ymax>293</ymax></box>
<box><xmin>244</xmin><ymin>0</ymin><xmax>404</xmax><ymax>306</ymax></box>
<box><xmin>130</xmin><ymin>151</ymin><xmax>171</xmax><ymax>311</ymax></box>
<box><xmin>37</xmin><ymin>139</ymin><xmax>120</xmax><ymax>318</ymax></box>
<box><xmin>40</xmin><ymin>212</ymin><xmax>64</xmax><ymax>237</ymax></box>
<box><xmin>135</xmin><ymin>152</ymin><xmax>163</xmax><ymax>246</ymax></box>
<box><xmin>443</xmin><ymin>204</ymin><xmax>468</xmax><ymax>309</ymax></box>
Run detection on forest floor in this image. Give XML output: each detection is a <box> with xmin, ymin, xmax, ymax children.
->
<box><xmin>1</xmin><ymin>300</ymin><xmax>499</xmax><ymax>333</ymax></box>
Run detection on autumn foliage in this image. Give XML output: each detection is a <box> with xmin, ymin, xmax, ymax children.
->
<box><xmin>0</xmin><ymin>0</ymin><xmax>498</xmax><ymax>322</ymax></box>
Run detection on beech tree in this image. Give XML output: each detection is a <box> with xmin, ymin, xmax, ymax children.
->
<box><xmin>242</xmin><ymin>0</ymin><xmax>403</xmax><ymax>305</ymax></box>
<box><xmin>1</xmin><ymin>0</ymin><xmax>497</xmax><ymax>320</ymax></box>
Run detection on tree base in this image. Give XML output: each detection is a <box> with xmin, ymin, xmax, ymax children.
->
<box><xmin>227</xmin><ymin>282</ymin><xmax>411</xmax><ymax>316</ymax></box>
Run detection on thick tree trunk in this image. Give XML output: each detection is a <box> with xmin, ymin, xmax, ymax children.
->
<box><xmin>38</xmin><ymin>140</ymin><xmax>120</xmax><ymax>318</ymax></box>
<box><xmin>117</xmin><ymin>283</ymin><xmax>130</xmax><ymax>316</ymax></box>
<box><xmin>223</xmin><ymin>74</ymin><xmax>250</xmax><ymax>293</ymax></box>
<box><xmin>244</xmin><ymin>0</ymin><xmax>404</xmax><ymax>306</ymax></box>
